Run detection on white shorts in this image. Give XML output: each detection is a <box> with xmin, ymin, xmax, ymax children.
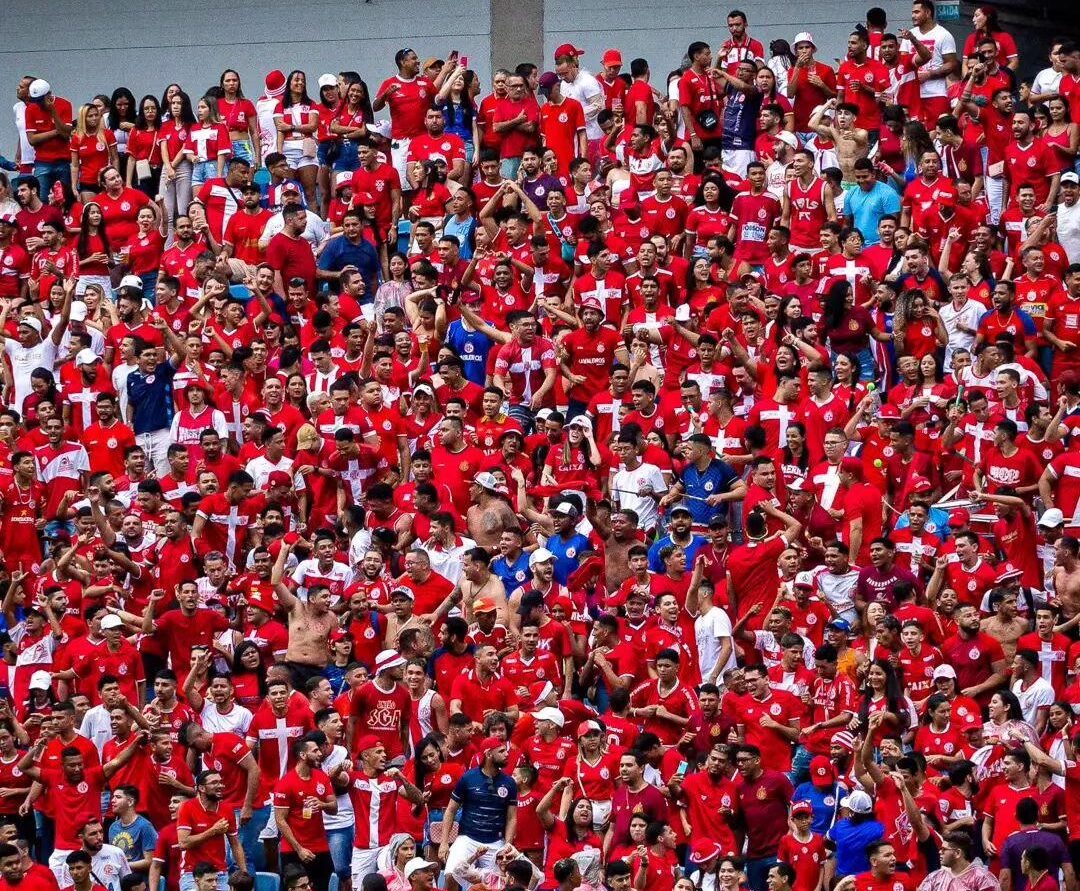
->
<box><xmin>282</xmin><ymin>140</ymin><xmax>319</xmax><ymax>171</ymax></box>
<box><xmin>351</xmin><ymin>846</ymin><xmax>383</xmax><ymax>886</ymax></box>
<box><xmin>390</xmin><ymin>137</ymin><xmax>413</xmax><ymax>189</ymax></box>
<box><xmin>722</xmin><ymin>148</ymin><xmax>755</xmax><ymax>178</ymax></box>
<box><xmin>445</xmin><ymin>835</ymin><xmax>504</xmax><ymax>883</ymax></box>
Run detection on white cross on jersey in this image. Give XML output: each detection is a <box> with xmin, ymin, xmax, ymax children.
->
<box><xmin>832</xmin><ymin>260</ymin><xmax>871</xmax><ymax>287</ymax></box>
<box><xmin>254</xmin><ymin>716</ymin><xmax>305</xmax><ymax>780</ymax></box>
<box><xmin>1035</xmin><ymin>640</ymin><xmax>1065</xmax><ymax>683</ymax></box>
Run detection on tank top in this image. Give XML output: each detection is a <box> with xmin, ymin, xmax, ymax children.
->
<box><xmin>410</xmin><ymin>688</ymin><xmax>436</xmax><ymax>746</ymax></box>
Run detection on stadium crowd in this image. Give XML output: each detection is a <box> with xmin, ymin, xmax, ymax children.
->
<box><xmin>4</xmin><ymin>8</ymin><xmax>1080</xmax><ymax>891</ymax></box>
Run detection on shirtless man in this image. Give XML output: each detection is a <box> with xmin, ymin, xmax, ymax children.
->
<box><xmin>384</xmin><ymin>586</ymin><xmax>429</xmax><ymax>649</ymax></box>
<box><xmin>272</xmin><ymin>542</ymin><xmax>340</xmax><ymax>683</ymax></box>
<box><xmin>980</xmin><ymin>588</ymin><xmax>1029</xmax><ymax>661</ymax></box>
<box><xmin>596</xmin><ymin>508</ymin><xmax>642</xmax><ymax>594</ymax></box>
<box><xmin>810</xmin><ymin>98</ymin><xmax>868</xmax><ymax>185</ymax></box>
<box><xmin>466</xmin><ymin>473</ymin><xmax>520</xmax><ymax>548</ymax></box>
<box><xmin>1052</xmin><ymin>537</ymin><xmax>1080</xmax><ymax>622</ymax></box>
<box><xmin>458</xmin><ymin>547</ymin><xmax>509</xmax><ymax>625</ymax></box>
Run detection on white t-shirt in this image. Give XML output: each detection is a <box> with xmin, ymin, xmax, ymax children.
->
<box><xmin>560</xmin><ymin>70</ymin><xmax>605</xmax><ymax>140</ymax></box>
<box><xmin>55</xmin><ymin>845</ymin><xmax>129</xmax><ymax>891</ymax></box>
<box><xmin>200</xmin><ymin>701</ymin><xmax>253</xmax><ymax>735</ymax></box>
<box><xmin>256</xmin><ymin>96</ymin><xmax>279</xmax><ymax>165</ymax></box>
<box><xmin>695</xmin><ymin>606</ymin><xmax>735</xmax><ymax>680</ymax></box>
<box><xmin>77</xmin><ymin>704</ymin><xmax>114</xmax><ymax>755</ymax></box>
<box><xmin>13</xmin><ymin>101</ymin><xmax>34</xmax><ymax>165</ymax></box>
<box><xmin>939</xmin><ymin>298</ymin><xmax>989</xmax><ymax>369</ymax></box>
<box><xmin>321</xmin><ymin>744</ymin><xmax>355</xmax><ymax>831</ymax></box>
<box><xmin>1031</xmin><ymin>66</ymin><xmax>1063</xmax><ymax>99</ymax></box>
<box><xmin>611</xmin><ymin>462</ymin><xmax>668</xmax><ymax>531</ymax></box>
<box><xmin>112</xmin><ymin>361</ymin><xmax>138</xmax><ymax>419</ymax></box>
<box><xmin>1011</xmin><ymin>676</ymin><xmax>1055</xmax><ymax>726</ymax></box>
<box><xmin>904</xmin><ymin>25</ymin><xmax>957</xmax><ymax>99</ymax></box>
<box><xmin>3</xmin><ymin>338</ymin><xmax>57</xmax><ymax>413</ymax></box>
<box><xmin>1058</xmin><ymin>199</ymin><xmax>1080</xmax><ymax>264</ymax></box>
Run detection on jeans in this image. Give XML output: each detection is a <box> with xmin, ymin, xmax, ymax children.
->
<box><xmin>34</xmin><ymin>160</ymin><xmax>69</xmax><ymax>196</ymax></box>
<box><xmin>163</xmin><ymin>159</ymin><xmax>193</xmax><ymax>232</ymax></box>
<box><xmin>855</xmin><ymin>346</ymin><xmax>877</xmax><ymax>382</ymax></box>
<box><xmin>745</xmin><ymin>856</ymin><xmax>779</xmax><ymax>891</ymax></box>
<box><xmin>191</xmin><ymin>160</ymin><xmax>218</xmax><ymax>189</ymax></box>
<box><xmin>789</xmin><ymin>745</ymin><xmax>813</xmax><ymax>786</ymax></box>
<box><xmin>500</xmin><ymin>157</ymin><xmax>521</xmax><ymax>180</ymax></box>
<box><xmin>234</xmin><ymin>804</ymin><xmax>271</xmax><ymax>872</ymax></box>
<box><xmin>327</xmin><ymin>827</ymin><xmax>353</xmax><ymax>880</ymax></box>
<box><xmin>333</xmin><ymin>140</ymin><xmax>360</xmax><ymax>172</ymax></box>
<box><xmin>139</xmin><ymin>271</ymin><xmax>159</xmax><ymax>304</ymax></box>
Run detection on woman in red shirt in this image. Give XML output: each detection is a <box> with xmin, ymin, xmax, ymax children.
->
<box><xmin>70</xmin><ymin>103</ymin><xmax>118</xmax><ymax>201</ymax></box>
<box><xmin>159</xmin><ymin>91</ymin><xmax>196</xmax><ymax>233</ymax></box>
<box><xmin>97</xmin><ymin>165</ymin><xmax>154</xmax><ymax>249</ymax></box>
<box><xmin>122</xmin><ymin>205</ymin><xmax>165</xmax><ymax>300</ymax></box>
<box><xmin>184</xmin><ymin>96</ymin><xmax>232</xmax><ymax>190</ymax></box>
<box><xmin>895</xmin><ymin>290</ymin><xmax>948</xmax><ymax>360</ymax></box>
<box><xmin>126</xmin><ymin>95</ymin><xmax>162</xmax><ymax>199</ymax></box>
<box><xmin>538</xmin><ymin>783</ymin><xmax>602</xmax><ymax>886</ymax></box>
<box><xmin>274</xmin><ymin>70</ymin><xmax>321</xmax><ymax>206</ymax></box>
<box><xmin>75</xmin><ymin>201</ymin><xmax>112</xmax><ymax>297</ymax></box>
<box><xmin>218</xmin><ymin>69</ymin><xmax>260</xmax><ymax>166</ymax></box>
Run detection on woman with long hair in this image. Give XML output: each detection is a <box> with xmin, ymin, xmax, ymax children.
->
<box><xmin>541</xmin><ymin>416</ymin><xmax>600</xmax><ymax>497</ymax></box>
<box><xmin>777</xmin><ymin>421</ymin><xmax>811</xmax><ymax>489</ymax></box>
<box><xmin>857</xmin><ymin>659</ymin><xmax>911</xmax><ymax>744</ymax></box>
<box><xmin>75</xmin><ymin>201</ymin><xmax>112</xmax><ymax>296</ymax></box>
<box><xmin>107</xmin><ymin>87</ymin><xmax>137</xmax><ymax>180</ymax></box>
<box><xmin>330</xmin><ymin>75</ymin><xmax>372</xmax><ymax>174</ymax></box>
<box><xmin>688</xmin><ymin>254</ymin><xmax>725</xmax><ymax>316</ymax></box>
<box><xmin>159</xmin><ymin>83</ymin><xmax>182</xmax><ymax>119</ymax></box>
<box><xmin>818</xmin><ymin>279</ymin><xmax>891</xmax><ymax>380</ymax></box>
<box><xmin>982</xmin><ymin>689</ymin><xmax>1041</xmax><ymax>747</ymax></box>
<box><xmin>159</xmin><ymin>90</ymin><xmax>196</xmax><ymax>230</ymax></box>
<box><xmin>274</xmin><ymin>69</ymin><xmax>320</xmax><ymax>206</ymax></box>
<box><xmin>685</xmin><ymin>175</ymin><xmax>735</xmax><ymax>259</ymax></box>
<box><xmin>69</xmin><ymin>103</ymin><xmax>118</xmax><ymax>200</ymax></box>
<box><xmin>121</xmin><ymin>205</ymin><xmax>165</xmax><ymax>301</ymax></box>
<box><xmin>913</xmin><ymin>692</ymin><xmax>967</xmax><ymax>775</ymax></box>
<box><xmin>229</xmin><ymin>642</ymin><xmax>265</xmax><ymax>708</ymax></box>
<box><xmin>755</xmin><ymin>66</ymin><xmax>795</xmax><ymax>129</ymax></box>
<box><xmin>893</xmin><ymin>288</ymin><xmax>948</xmax><ymax>360</ymax></box>
<box><xmin>315</xmin><ymin>76</ymin><xmax>343</xmax><ymax>217</ymax></box>
<box><xmin>185</xmin><ymin>95</ymin><xmax>231</xmax><ymax>189</ymax></box>
<box><xmin>435</xmin><ymin>59</ymin><xmax>479</xmax><ymax>163</ymax></box>
<box><xmin>1044</xmin><ymin>97</ymin><xmax>1079</xmax><ymax>175</ymax></box>
<box><xmin>218</xmin><ymin>69</ymin><xmax>260</xmax><ymax>165</ymax></box>
<box><xmin>767</xmin><ymin>39</ymin><xmax>797</xmax><ymax>93</ymax></box>
<box><xmin>537</xmin><ymin>788</ymin><xmax>601</xmax><ymax>887</ymax></box>
<box><xmin>832</xmin><ymin>351</ymin><xmax>870</xmax><ymax>414</ymax></box>
<box><xmin>963</xmin><ymin>5</ymin><xmax>1019</xmax><ymax>72</ymax></box>
<box><xmin>126</xmin><ymin>95</ymin><xmax>162</xmax><ymax>196</ymax></box>
<box><xmin>378</xmin><ymin>834</ymin><xmax>415</xmax><ymax>891</ymax></box>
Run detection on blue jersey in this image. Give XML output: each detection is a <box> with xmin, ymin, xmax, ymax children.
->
<box><xmin>127</xmin><ymin>361</ymin><xmax>177</xmax><ymax>434</ymax></box>
<box><xmin>492</xmin><ymin>551</ymin><xmax>531</xmax><ymax>594</ymax></box>
<box><xmin>452</xmin><ymin>767</ymin><xmax>518</xmax><ymax>843</ymax></box>
<box><xmin>546</xmin><ymin>532</ymin><xmax>591</xmax><ymax>585</ymax></box>
<box><xmin>446</xmin><ymin>320</ymin><xmax>495</xmax><ymax>386</ymax></box>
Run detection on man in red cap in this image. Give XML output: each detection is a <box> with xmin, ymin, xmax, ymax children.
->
<box><xmin>553</xmin><ymin>45</ymin><xmax>605</xmax><ymax>163</ymax></box>
<box><xmin>597</xmin><ymin>50</ymin><xmax>627</xmax><ymax>109</ymax></box>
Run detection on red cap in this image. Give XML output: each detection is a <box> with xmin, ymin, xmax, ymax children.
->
<box><xmin>602</xmin><ymin>49</ymin><xmax>624</xmax><ymax>67</ymax></box>
<box><xmin>356</xmin><ymin>734</ymin><xmax>383</xmax><ymax>754</ymax></box>
<box><xmin>352</xmin><ymin>190</ymin><xmax>376</xmax><ymax>206</ymax></box>
<box><xmin>840</xmin><ymin>456</ymin><xmax>863</xmax><ymax>478</ymax></box>
<box><xmin>939</xmin><ymin>192</ymin><xmax>957</xmax><ymax>207</ymax></box>
<box><xmin>472</xmin><ymin>597</ymin><xmax>498</xmax><ymax>613</ymax></box>
<box><xmin>267</xmin><ymin>470</ymin><xmax>291</xmax><ymax>488</ymax></box>
<box><xmin>878</xmin><ymin>403</ymin><xmax>901</xmax><ymax>420</ymax></box>
<box><xmin>478</xmin><ymin>736</ymin><xmax>507</xmax><ymax>757</ymax></box>
<box><xmin>529</xmin><ymin>680</ymin><xmax>555</xmax><ymax>706</ymax></box>
<box><xmin>995</xmin><ymin>562</ymin><xmax>1023</xmax><ymax>583</ymax></box>
<box><xmin>329</xmin><ymin>628</ymin><xmax>349</xmax><ymax>642</ymax></box>
<box><xmin>948</xmin><ymin>509</ymin><xmax>971</xmax><ymax>527</ymax></box>
<box><xmin>688</xmin><ymin>840</ymin><xmax>724</xmax><ymax>865</ymax></box>
<box><xmin>554</xmin><ymin>44</ymin><xmax>585</xmax><ymax>60</ymax></box>
<box><xmin>792</xmin><ymin>800</ymin><xmax>815</xmax><ymax>817</ymax></box>
<box><xmin>910</xmin><ymin>475</ymin><xmax>933</xmax><ymax>494</ymax></box>
<box><xmin>264</xmin><ymin>70</ymin><xmax>287</xmax><ymax>97</ymax></box>
<box><xmin>576</xmin><ymin>719</ymin><xmax>603</xmax><ymax>739</ymax></box>
<box><xmin>810</xmin><ymin>755</ymin><xmax>836</xmax><ymax>786</ymax></box>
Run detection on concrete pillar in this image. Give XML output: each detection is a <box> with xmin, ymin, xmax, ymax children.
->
<box><xmin>490</xmin><ymin>0</ymin><xmax>544</xmax><ymax>75</ymax></box>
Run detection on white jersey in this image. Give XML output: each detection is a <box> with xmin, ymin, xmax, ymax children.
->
<box><xmin>255</xmin><ymin>96</ymin><xmax>279</xmax><ymax>165</ymax></box>
<box><xmin>4</xmin><ymin>338</ymin><xmax>57</xmax><ymax>413</ymax></box>
<box><xmin>199</xmin><ymin>701</ymin><xmax>253</xmax><ymax>735</ymax></box>
<box><xmin>902</xmin><ymin>25</ymin><xmax>957</xmax><ymax>99</ymax></box>
<box><xmin>695</xmin><ymin>606</ymin><xmax>735</xmax><ymax>680</ymax></box>
<box><xmin>611</xmin><ymin>462</ymin><xmax>668</xmax><ymax>532</ymax></box>
<box><xmin>13</xmin><ymin>101</ymin><xmax>34</xmax><ymax>165</ymax></box>
<box><xmin>321</xmin><ymin>744</ymin><xmax>355</xmax><ymax>831</ymax></box>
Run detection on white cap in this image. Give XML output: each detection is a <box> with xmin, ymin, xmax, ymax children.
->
<box><xmin>1038</xmin><ymin>508</ymin><xmax>1066</xmax><ymax>528</ymax></box>
<box><xmin>793</xmin><ymin>32</ymin><xmax>816</xmax><ymax>49</ymax></box>
<box><xmin>69</xmin><ymin>301</ymin><xmax>88</xmax><ymax>322</ymax></box>
<box><xmin>119</xmin><ymin>274</ymin><xmax>144</xmax><ymax>291</ymax></box>
<box><xmin>793</xmin><ymin>570</ymin><xmax>816</xmax><ymax>588</ymax></box>
<box><xmin>776</xmin><ymin>131</ymin><xmax>799</xmax><ymax>149</ymax></box>
<box><xmin>473</xmin><ymin>471</ymin><xmax>499</xmax><ymax>491</ymax></box>
<box><xmin>76</xmin><ymin>348</ymin><xmax>101</xmax><ymax>366</ymax></box>
<box><xmin>566</xmin><ymin>414</ymin><xmax>593</xmax><ymax>433</ymax></box>
<box><xmin>334</xmin><ymin>171</ymin><xmax>352</xmax><ymax>188</ymax></box>
<box><xmin>317</xmin><ymin>73</ymin><xmax>338</xmax><ymax>89</ymax></box>
<box><xmin>932</xmin><ymin>664</ymin><xmax>957</xmax><ymax>680</ymax></box>
<box><xmin>840</xmin><ymin>790</ymin><xmax>873</xmax><ymax>814</ymax></box>
<box><xmin>1062</xmin><ymin>172</ymin><xmax>1080</xmax><ymax>185</ymax></box>
<box><xmin>100</xmin><ymin>614</ymin><xmax>124</xmax><ymax>630</ymax></box>
<box><xmin>403</xmin><ymin>859</ymin><xmax>439</xmax><ymax>880</ymax></box>
<box><xmin>18</xmin><ymin>316</ymin><xmax>42</xmax><ymax>335</ymax></box>
<box><xmin>370</xmin><ymin>120</ymin><xmax>392</xmax><ymax>139</ymax></box>
<box><xmin>674</xmin><ymin>304</ymin><xmax>692</xmax><ymax>322</ymax></box>
<box><xmin>28</xmin><ymin>670</ymin><xmax>52</xmax><ymax>691</ymax></box>
<box><xmin>532</xmin><ymin>706</ymin><xmax>565</xmax><ymax>727</ymax></box>
<box><xmin>28</xmin><ymin>79</ymin><xmax>51</xmax><ymax>100</ymax></box>
<box><xmin>413</xmin><ymin>383</ymin><xmax>435</xmax><ymax>397</ymax></box>
<box><xmin>529</xmin><ymin>547</ymin><xmax>555</xmax><ymax>567</ymax></box>
<box><xmin>535</xmin><ymin>408</ymin><xmax>554</xmax><ymax>423</ymax></box>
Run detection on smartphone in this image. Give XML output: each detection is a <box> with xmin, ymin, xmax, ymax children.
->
<box><xmin>460</xmin><ymin>55</ymin><xmax>469</xmax><ymax>68</ymax></box>
<box><xmin>675</xmin><ymin>761</ymin><xmax>689</xmax><ymax>778</ymax></box>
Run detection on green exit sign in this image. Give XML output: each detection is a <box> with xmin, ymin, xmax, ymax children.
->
<box><xmin>937</xmin><ymin>0</ymin><xmax>961</xmax><ymax>20</ymax></box>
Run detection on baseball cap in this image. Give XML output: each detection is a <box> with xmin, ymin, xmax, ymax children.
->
<box><xmin>69</xmin><ymin>302</ymin><xmax>88</xmax><ymax>322</ymax></box>
<box><xmin>281</xmin><ymin>182</ymin><xmax>302</xmax><ymax>195</ymax></box>
<box><xmin>791</xmin><ymin>800</ymin><xmax>815</xmax><ymax>817</ymax></box>
<box><xmin>334</xmin><ymin>171</ymin><xmax>352</xmax><ymax>188</ymax></box>
<box><xmin>75</xmin><ymin>348</ymin><xmax>100</xmax><ymax>366</ymax></box>
<box><xmin>566</xmin><ymin>414</ymin><xmax>593</xmax><ymax>433</ymax></box>
<box><xmin>0</xmin><ymin>213</ymin><xmax>17</xmax><ymax>226</ymax></box>
<box><xmin>775</xmin><ymin>131</ymin><xmax>799</xmax><ymax>149</ymax></box>
<box><xmin>529</xmin><ymin>547</ymin><xmax>555</xmax><ymax>567</ymax></box>
<box><xmin>793</xmin><ymin>32</ymin><xmax>817</xmax><ymax>49</ymax></box>
<box><xmin>264</xmin><ymin>70</ymin><xmax>287</xmax><ymax>98</ymax></box>
<box><xmin>809</xmin><ymin>755</ymin><xmax>836</xmax><ymax>786</ymax></box>
<box><xmin>553</xmin><ymin>502</ymin><xmax>580</xmax><ymax>518</ymax></box>
<box><xmin>535</xmin><ymin>408</ymin><xmax>554</xmax><ymax>424</ymax></box>
<box><xmin>28</xmin><ymin>670</ymin><xmax>52</xmax><ymax>691</ymax></box>
<box><xmin>840</xmin><ymin>790</ymin><xmax>873</xmax><ymax>814</ymax></box>
<box><xmin>674</xmin><ymin>304</ymin><xmax>692</xmax><ymax>322</ymax></box>
<box><xmin>473</xmin><ymin>471</ymin><xmax>500</xmax><ymax>491</ymax></box>
<box><xmin>317</xmin><ymin>73</ymin><xmax>338</xmax><ymax>89</ymax></box>
<box><xmin>538</xmin><ymin>72</ymin><xmax>560</xmax><ymax>93</ymax></box>
<box><xmin>994</xmin><ymin>563</ymin><xmax>1023</xmax><ymax>583</ymax></box>
<box><xmin>1039</xmin><ymin>508</ymin><xmax>1066</xmax><ymax>528</ymax></box>
<box><xmin>579</xmin><ymin>295</ymin><xmax>603</xmax><ymax>313</ymax></box>
<box><xmin>602</xmin><ymin>49</ymin><xmax>624</xmax><ymax>67</ymax></box>
<box><xmin>28</xmin><ymin>79</ymin><xmax>51</xmax><ymax>100</ymax></box>
<box><xmin>932</xmin><ymin>664</ymin><xmax>957</xmax><ymax>680</ymax></box>
<box><xmin>554</xmin><ymin>43</ymin><xmax>585</xmax><ymax>60</ymax></box>
<box><xmin>577</xmin><ymin>719</ymin><xmax>603</xmax><ymax>738</ymax></box>
<box><xmin>830</xmin><ymin>730</ymin><xmax>856</xmax><ymax>751</ymax></box>
<box><xmin>17</xmin><ymin>317</ymin><xmax>42</xmax><ymax>335</ymax></box>
<box><xmin>100</xmin><ymin>614</ymin><xmax>124</xmax><ymax>630</ymax></box>
<box><xmin>1063</xmin><ymin>172</ymin><xmax>1080</xmax><ymax>185</ymax></box>
<box><xmin>840</xmin><ymin>456</ymin><xmax>863</xmax><ymax>477</ymax></box>
<box><xmin>529</xmin><ymin>680</ymin><xmax>555</xmax><ymax>706</ymax></box>
<box><xmin>267</xmin><ymin>471</ymin><xmax>291</xmax><ymax>488</ymax></box>
<box><xmin>793</xmin><ymin>571</ymin><xmax>815</xmax><ymax>589</ymax></box>
<box><xmin>878</xmin><ymin>403</ymin><xmax>901</xmax><ymax>420</ymax></box>
<box><xmin>472</xmin><ymin>597</ymin><xmax>498</xmax><ymax>614</ymax></box>
<box><xmin>478</xmin><ymin>736</ymin><xmax>508</xmax><ymax>757</ymax></box>
<box><xmin>670</xmin><ymin>503</ymin><xmax>693</xmax><ymax>517</ymax></box>
<box><xmin>948</xmin><ymin>509</ymin><xmax>971</xmax><ymax>528</ymax></box>
<box><xmin>826</xmin><ymin>617</ymin><xmax>852</xmax><ymax>633</ymax></box>
<box><xmin>355</xmin><ymin>734</ymin><xmax>383</xmax><ymax>754</ymax></box>
<box><xmin>389</xmin><ymin>586</ymin><xmax>415</xmax><ymax>601</ymax></box>
<box><xmin>119</xmin><ymin>274</ymin><xmax>144</xmax><ymax>291</ymax></box>
<box><xmin>404</xmin><ymin>859</ymin><xmax>439</xmax><ymax>880</ymax></box>
<box><xmin>532</xmin><ymin>706</ymin><xmax>565</xmax><ymax>727</ymax></box>
<box><xmin>413</xmin><ymin>383</ymin><xmax>435</xmax><ymax>398</ymax></box>
<box><xmin>370</xmin><ymin>120</ymin><xmax>392</xmax><ymax>139</ymax></box>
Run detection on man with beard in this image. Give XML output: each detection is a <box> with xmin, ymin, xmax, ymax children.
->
<box><xmin>273</xmin><ymin>732</ymin><xmax>338</xmax><ymax>891</ymax></box>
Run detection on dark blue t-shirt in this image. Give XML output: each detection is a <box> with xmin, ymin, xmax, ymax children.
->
<box><xmin>452</xmin><ymin>767</ymin><xmax>518</xmax><ymax>843</ymax></box>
